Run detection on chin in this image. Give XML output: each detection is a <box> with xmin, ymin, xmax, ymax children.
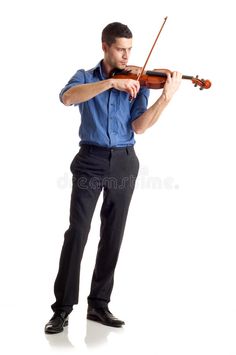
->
<box><xmin>116</xmin><ymin>64</ymin><xmax>126</xmax><ymax>71</ymax></box>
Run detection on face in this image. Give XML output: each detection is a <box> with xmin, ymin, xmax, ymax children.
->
<box><xmin>102</xmin><ymin>37</ymin><xmax>132</xmax><ymax>72</ymax></box>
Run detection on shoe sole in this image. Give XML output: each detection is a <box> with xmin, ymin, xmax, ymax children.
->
<box><xmin>87</xmin><ymin>314</ymin><xmax>124</xmax><ymax>328</ymax></box>
<box><xmin>44</xmin><ymin>320</ymin><xmax>69</xmax><ymax>334</ymax></box>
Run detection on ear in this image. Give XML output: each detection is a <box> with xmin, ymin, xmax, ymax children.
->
<box><xmin>102</xmin><ymin>42</ymin><xmax>108</xmax><ymax>53</ymax></box>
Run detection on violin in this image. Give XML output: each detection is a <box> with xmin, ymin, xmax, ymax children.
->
<box><xmin>112</xmin><ymin>17</ymin><xmax>211</xmax><ymax>92</ymax></box>
<box><xmin>112</xmin><ymin>65</ymin><xmax>211</xmax><ymax>90</ymax></box>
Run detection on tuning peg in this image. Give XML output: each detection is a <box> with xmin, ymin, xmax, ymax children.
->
<box><xmin>194</xmin><ymin>74</ymin><xmax>199</xmax><ymax>87</ymax></box>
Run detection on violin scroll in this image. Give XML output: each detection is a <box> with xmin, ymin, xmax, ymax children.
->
<box><xmin>192</xmin><ymin>75</ymin><xmax>211</xmax><ymax>90</ymax></box>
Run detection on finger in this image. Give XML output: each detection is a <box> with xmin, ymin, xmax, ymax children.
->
<box><xmin>128</xmin><ymin>83</ymin><xmax>135</xmax><ymax>98</ymax></box>
<box><xmin>173</xmin><ymin>71</ymin><xmax>182</xmax><ymax>80</ymax></box>
<box><xmin>131</xmin><ymin>83</ymin><xmax>138</xmax><ymax>98</ymax></box>
<box><xmin>166</xmin><ymin>72</ymin><xmax>171</xmax><ymax>82</ymax></box>
<box><xmin>178</xmin><ymin>72</ymin><xmax>183</xmax><ymax>80</ymax></box>
<box><xmin>125</xmin><ymin>81</ymin><xmax>133</xmax><ymax>96</ymax></box>
<box><xmin>134</xmin><ymin>82</ymin><xmax>140</xmax><ymax>97</ymax></box>
<box><xmin>128</xmin><ymin>85</ymin><xmax>135</xmax><ymax>98</ymax></box>
<box><xmin>128</xmin><ymin>80</ymin><xmax>140</xmax><ymax>98</ymax></box>
<box><xmin>133</xmin><ymin>84</ymin><xmax>138</xmax><ymax>98</ymax></box>
<box><xmin>136</xmin><ymin>81</ymin><xmax>140</xmax><ymax>91</ymax></box>
<box><xmin>172</xmin><ymin>71</ymin><xmax>177</xmax><ymax>78</ymax></box>
<box><xmin>131</xmin><ymin>80</ymin><xmax>138</xmax><ymax>98</ymax></box>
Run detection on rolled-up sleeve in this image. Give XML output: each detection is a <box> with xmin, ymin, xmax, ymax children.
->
<box><xmin>59</xmin><ymin>69</ymin><xmax>86</xmax><ymax>104</ymax></box>
<box><xmin>130</xmin><ymin>87</ymin><xmax>150</xmax><ymax>121</ymax></box>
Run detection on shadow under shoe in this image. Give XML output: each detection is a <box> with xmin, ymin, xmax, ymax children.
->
<box><xmin>44</xmin><ymin>311</ymin><xmax>69</xmax><ymax>334</ymax></box>
<box><xmin>87</xmin><ymin>306</ymin><xmax>125</xmax><ymax>328</ymax></box>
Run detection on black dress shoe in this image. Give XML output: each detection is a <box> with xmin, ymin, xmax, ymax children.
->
<box><xmin>87</xmin><ymin>306</ymin><xmax>125</xmax><ymax>328</ymax></box>
<box><xmin>44</xmin><ymin>311</ymin><xmax>69</xmax><ymax>334</ymax></box>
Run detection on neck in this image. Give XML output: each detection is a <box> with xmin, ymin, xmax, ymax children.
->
<box><xmin>102</xmin><ymin>59</ymin><xmax>115</xmax><ymax>78</ymax></box>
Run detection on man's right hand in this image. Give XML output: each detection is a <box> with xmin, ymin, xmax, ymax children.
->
<box><xmin>110</xmin><ymin>78</ymin><xmax>140</xmax><ymax>99</ymax></box>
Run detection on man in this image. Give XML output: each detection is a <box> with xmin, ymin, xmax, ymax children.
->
<box><xmin>45</xmin><ymin>22</ymin><xmax>182</xmax><ymax>334</ymax></box>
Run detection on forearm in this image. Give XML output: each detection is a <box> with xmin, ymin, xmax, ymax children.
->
<box><xmin>62</xmin><ymin>79</ymin><xmax>113</xmax><ymax>105</ymax></box>
<box><xmin>62</xmin><ymin>77</ymin><xmax>140</xmax><ymax>106</ymax></box>
<box><xmin>132</xmin><ymin>71</ymin><xmax>182</xmax><ymax>134</ymax></box>
<box><xmin>132</xmin><ymin>92</ymin><xmax>170</xmax><ymax>134</ymax></box>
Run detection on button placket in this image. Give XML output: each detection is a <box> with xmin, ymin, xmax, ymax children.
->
<box><xmin>107</xmin><ymin>90</ymin><xmax>117</xmax><ymax>146</ymax></box>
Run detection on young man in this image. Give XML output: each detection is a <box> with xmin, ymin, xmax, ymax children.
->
<box><xmin>45</xmin><ymin>22</ymin><xmax>182</xmax><ymax>334</ymax></box>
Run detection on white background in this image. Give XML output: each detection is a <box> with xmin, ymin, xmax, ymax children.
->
<box><xmin>0</xmin><ymin>0</ymin><xmax>236</xmax><ymax>354</ymax></box>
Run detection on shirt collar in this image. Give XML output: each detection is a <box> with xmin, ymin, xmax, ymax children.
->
<box><xmin>92</xmin><ymin>60</ymin><xmax>107</xmax><ymax>80</ymax></box>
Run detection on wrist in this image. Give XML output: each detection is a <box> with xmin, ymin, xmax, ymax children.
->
<box><xmin>108</xmin><ymin>78</ymin><xmax>114</xmax><ymax>89</ymax></box>
<box><xmin>160</xmin><ymin>90</ymin><xmax>171</xmax><ymax>103</ymax></box>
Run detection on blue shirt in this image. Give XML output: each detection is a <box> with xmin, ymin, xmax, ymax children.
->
<box><xmin>59</xmin><ymin>60</ymin><xmax>150</xmax><ymax>147</ymax></box>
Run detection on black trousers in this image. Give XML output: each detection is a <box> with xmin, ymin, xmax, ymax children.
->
<box><xmin>51</xmin><ymin>144</ymin><xmax>139</xmax><ymax>314</ymax></box>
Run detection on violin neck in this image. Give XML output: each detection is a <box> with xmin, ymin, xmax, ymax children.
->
<box><xmin>146</xmin><ymin>70</ymin><xmax>193</xmax><ymax>81</ymax></box>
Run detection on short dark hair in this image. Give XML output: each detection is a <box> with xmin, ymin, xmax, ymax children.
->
<box><xmin>101</xmin><ymin>22</ymin><xmax>132</xmax><ymax>46</ymax></box>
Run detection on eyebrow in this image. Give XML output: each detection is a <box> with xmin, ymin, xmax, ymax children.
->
<box><xmin>116</xmin><ymin>46</ymin><xmax>132</xmax><ymax>50</ymax></box>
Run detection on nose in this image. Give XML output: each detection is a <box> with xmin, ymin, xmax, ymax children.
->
<box><xmin>122</xmin><ymin>49</ymin><xmax>128</xmax><ymax>59</ymax></box>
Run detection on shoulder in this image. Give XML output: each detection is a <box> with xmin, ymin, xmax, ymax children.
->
<box><xmin>69</xmin><ymin>61</ymin><xmax>102</xmax><ymax>83</ymax></box>
<box><xmin>73</xmin><ymin>65</ymin><xmax>100</xmax><ymax>83</ymax></box>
